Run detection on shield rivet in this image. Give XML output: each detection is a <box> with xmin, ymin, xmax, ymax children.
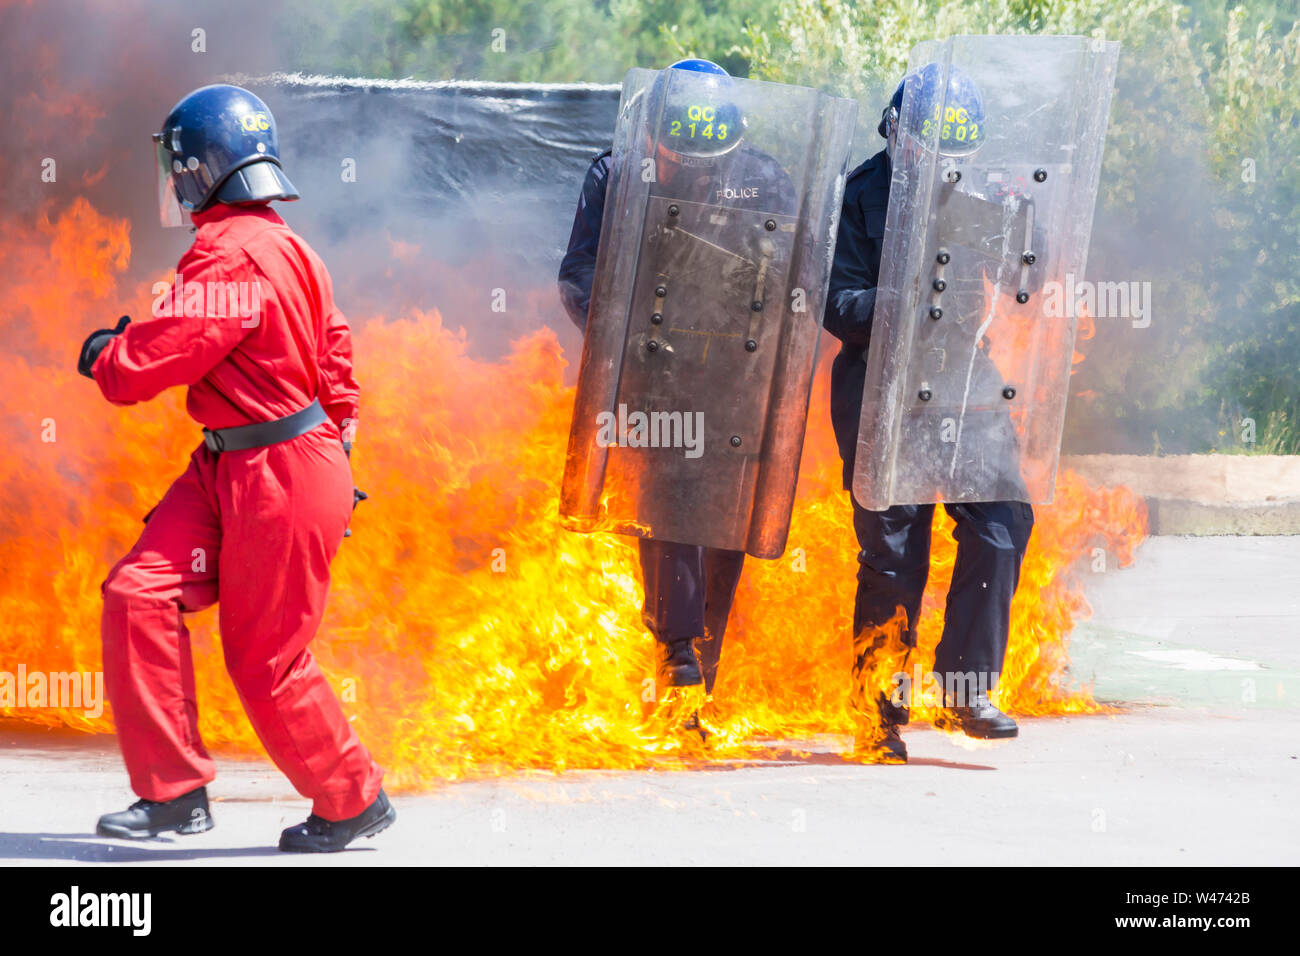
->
<box><xmin>918</xmin><ymin>388</ymin><xmax>933</xmax><ymax>402</ymax></box>
<box><xmin>655</xmin><ymin>285</ymin><xmax>667</xmax><ymax>298</ymax></box>
<box><xmin>764</xmin><ymin>219</ymin><xmax>777</xmax><ymax>231</ymax></box>
<box><xmin>936</xmin><ymin>250</ymin><xmax>950</xmax><ymax>265</ymax></box>
<box><xmin>650</xmin><ymin>312</ymin><xmax>663</xmax><ymax>324</ymax></box>
<box><xmin>668</xmin><ymin>205</ymin><xmax>680</xmax><ymax>216</ymax></box>
<box><xmin>1002</xmin><ymin>386</ymin><xmax>1017</xmax><ymax>400</ymax></box>
<box><xmin>730</xmin><ymin>435</ymin><xmax>742</xmax><ymax>447</ymax></box>
<box><xmin>745</xmin><ymin>339</ymin><xmax>758</xmax><ymax>352</ymax></box>
<box><xmin>929</xmin><ymin>306</ymin><xmax>943</xmax><ymax>320</ymax></box>
<box><xmin>932</xmin><ymin>278</ymin><xmax>946</xmax><ymax>292</ymax></box>
<box><xmin>647</xmin><ymin>340</ymin><xmax>660</xmax><ymax>352</ymax></box>
<box><xmin>1016</xmin><ymin>290</ymin><xmax>1030</xmax><ymax>304</ymax></box>
<box><xmin>945</xmin><ymin>168</ymin><xmax>962</xmax><ymax>183</ymax></box>
<box><xmin>1033</xmin><ymin>169</ymin><xmax>1047</xmax><ymax>182</ymax></box>
<box><xmin>751</xmin><ymin>300</ymin><xmax>763</xmax><ymax>311</ymax></box>
<box><xmin>1022</xmin><ymin>251</ymin><xmax>1036</xmax><ymax>265</ymax></box>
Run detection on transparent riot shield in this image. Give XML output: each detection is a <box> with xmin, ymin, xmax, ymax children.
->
<box><xmin>853</xmin><ymin>35</ymin><xmax>1120</xmax><ymax>510</ymax></box>
<box><xmin>560</xmin><ymin>68</ymin><xmax>856</xmax><ymax>558</ymax></box>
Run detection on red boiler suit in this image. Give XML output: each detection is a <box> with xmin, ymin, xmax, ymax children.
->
<box><xmin>93</xmin><ymin>203</ymin><xmax>383</xmax><ymax>821</ymax></box>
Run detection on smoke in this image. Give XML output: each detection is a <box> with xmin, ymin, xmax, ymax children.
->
<box><xmin>1</xmin><ymin>1</ymin><xmax>621</xmax><ymax>366</ymax></box>
<box><xmin>1056</xmin><ymin>19</ymin><xmax>1300</xmax><ymax>455</ymax></box>
<box><xmin>244</xmin><ymin>73</ymin><xmax>617</xmax><ymax>357</ymax></box>
<box><xmin>0</xmin><ymin>1</ymin><xmax>286</xmax><ymax>271</ymax></box>
<box><xmin>1058</xmin><ymin>50</ymin><xmax>1224</xmax><ymax>455</ymax></box>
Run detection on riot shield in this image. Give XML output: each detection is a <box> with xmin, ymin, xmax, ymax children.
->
<box><xmin>560</xmin><ymin>68</ymin><xmax>856</xmax><ymax>558</ymax></box>
<box><xmin>852</xmin><ymin>35</ymin><xmax>1120</xmax><ymax>510</ymax></box>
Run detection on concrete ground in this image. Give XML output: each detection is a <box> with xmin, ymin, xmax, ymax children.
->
<box><xmin>3</xmin><ymin>535</ymin><xmax>1298</xmax><ymax>866</ymax></box>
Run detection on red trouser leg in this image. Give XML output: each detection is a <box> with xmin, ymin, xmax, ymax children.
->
<box><xmin>102</xmin><ymin>451</ymin><xmax>222</xmax><ymax>802</ymax></box>
<box><xmin>216</xmin><ymin>428</ymin><xmax>383</xmax><ymax>821</ymax></box>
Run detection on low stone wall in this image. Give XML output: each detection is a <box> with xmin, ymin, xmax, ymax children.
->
<box><xmin>1060</xmin><ymin>454</ymin><xmax>1300</xmax><ymax>535</ymax></box>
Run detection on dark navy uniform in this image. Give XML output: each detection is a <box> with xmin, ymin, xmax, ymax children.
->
<box><xmin>825</xmin><ymin>149</ymin><xmax>1035</xmax><ymax>687</ymax></box>
<box><xmin>560</xmin><ymin>147</ymin><xmax>799</xmax><ymax>692</ymax></box>
<box><xmin>557</xmin><ymin>150</ymin><xmax>612</xmax><ymax>332</ymax></box>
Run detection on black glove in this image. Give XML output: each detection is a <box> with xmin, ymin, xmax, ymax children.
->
<box><xmin>343</xmin><ymin>487</ymin><xmax>368</xmax><ymax>538</ymax></box>
<box><xmin>77</xmin><ymin>315</ymin><xmax>131</xmax><ymax>378</ymax></box>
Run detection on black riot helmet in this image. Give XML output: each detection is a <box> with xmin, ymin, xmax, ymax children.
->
<box><xmin>153</xmin><ymin>84</ymin><xmax>299</xmax><ymax>227</ymax></box>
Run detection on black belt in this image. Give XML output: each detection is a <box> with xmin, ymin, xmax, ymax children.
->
<box><xmin>202</xmin><ymin>398</ymin><xmax>329</xmax><ymax>453</ymax></box>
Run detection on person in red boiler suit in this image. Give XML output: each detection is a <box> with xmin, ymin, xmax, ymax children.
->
<box><xmin>78</xmin><ymin>84</ymin><xmax>394</xmax><ymax>852</ymax></box>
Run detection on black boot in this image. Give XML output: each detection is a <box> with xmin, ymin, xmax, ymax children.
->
<box><xmin>279</xmin><ymin>789</ymin><xmax>396</xmax><ymax>853</ymax></box>
<box><xmin>853</xmin><ymin>695</ymin><xmax>909</xmax><ymax>764</ymax></box>
<box><xmin>849</xmin><ymin>616</ymin><xmax>912</xmax><ymax>765</ymax></box>
<box><xmin>656</xmin><ymin>636</ymin><xmax>703</xmax><ymax>688</ymax></box>
<box><xmin>935</xmin><ymin>691</ymin><xmax>1019</xmax><ymax>739</ymax></box>
<box><xmin>96</xmin><ymin>786</ymin><xmax>213</xmax><ymax>839</ymax></box>
<box><xmin>855</xmin><ymin>722</ymin><xmax>908</xmax><ymax>764</ymax></box>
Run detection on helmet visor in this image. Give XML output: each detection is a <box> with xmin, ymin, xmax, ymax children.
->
<box><xmin>154</xmin><ymin>137</ymin><xmax>190</xmax><ymax>228</ymax></box>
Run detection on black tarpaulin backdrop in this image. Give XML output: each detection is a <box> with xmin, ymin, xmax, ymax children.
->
<box><xmin>244</xmin><ymin>76</ymin><xmax>622</xmax><ymax>359</ymax></box>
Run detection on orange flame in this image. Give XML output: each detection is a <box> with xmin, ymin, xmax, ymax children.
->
<box><xmin>0</xmin><ymin>198</ymin><xmax>1147</xmax><ymax>783</ymax></box>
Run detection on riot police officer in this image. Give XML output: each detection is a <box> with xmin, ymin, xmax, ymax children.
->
<box><xmin>557</xmin><ymin>59</ymin><xmax>799</xmax><ymax>700</ymax></box>
<box><xmin>826</xmin><ymin>65</ymin><xmax>1034</xmax><ymax>763</ymax></box>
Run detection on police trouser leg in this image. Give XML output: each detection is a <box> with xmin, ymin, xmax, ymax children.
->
<box><xmin>933</xmin><ymin>501</ymin><xmax>1035</xmax><ymax>699</ymax></box>
<box><xmin>638</xmin><ymin>538</ymin><xmax>744</xmax><ymax>691</ymax></box>
<box><xmin>698</xmin><ymin>547</ymin><xmax>745</xmax><ymax>694</ymax></box>
<box><xmin>851</xmin><ymin>502</ymin><xmax>933</xmax><ymax>646</ymax></box>
<box><xmin>850</xmin><ymin>502</ymin><xmax>934</xmax><ymax>721</ymax></box>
